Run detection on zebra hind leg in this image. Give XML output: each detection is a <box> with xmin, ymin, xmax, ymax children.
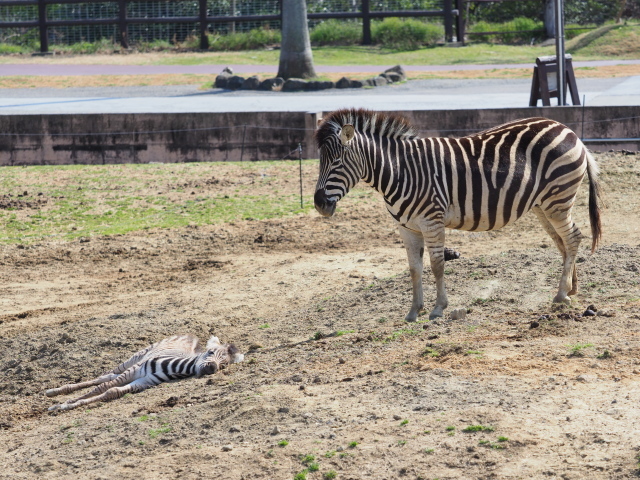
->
<box><xmin>541</xmin><ymin>207</ymin><xmax>582</xmax><ymax>304</ymax></box>
<box><xmin>423</xmin><ymin>223</ymin><xmax>448</xmax><ymax>320</ymax></box>
<box><xmin>58</xmin><ymin>379</ymin><xmax>152</xmax><ymax>411</ymax></box>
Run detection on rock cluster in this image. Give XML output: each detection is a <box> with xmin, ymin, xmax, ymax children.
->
<box><xmin>214</xmin><ymin>65</ymin><xmax>407</xmax><ymax>92</ymax></box>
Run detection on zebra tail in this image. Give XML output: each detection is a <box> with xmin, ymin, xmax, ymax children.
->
<box><xmin>586</xmin><ymin>150</ymin><xmax>604</xmax><ymax>253</ymax></box>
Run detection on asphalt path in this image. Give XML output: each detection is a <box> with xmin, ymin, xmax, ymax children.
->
<box><xmin>1</xmin><ymin>60</ymin><xmax>639</xmax><ymax>114</ymax></box>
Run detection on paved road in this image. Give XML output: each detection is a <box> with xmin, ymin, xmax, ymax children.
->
<box><xmin>2</xmin><ymin>58</ymin><xmax>640</xmax><ymax>76</ymax></box>
<box><xmin>1</xmin><ymin>61</ymin><xmax>639</xmax><ymax>114</ymax></box>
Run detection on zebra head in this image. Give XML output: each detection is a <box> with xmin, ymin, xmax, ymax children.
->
<box><xmin>314</xmin><ymin>116</ymin><xmax>362</xmax><ymax>217</ymax></box>
<box><xmin>197</xmin><ymin>343</ymin><xmax>244</xmax><ymax>376</ymax></box>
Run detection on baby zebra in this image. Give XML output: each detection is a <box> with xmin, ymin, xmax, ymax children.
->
<box><xmin>46</xmin><ymin>334</ymin><xmax>244</xmax><ymax>411</ymax></box>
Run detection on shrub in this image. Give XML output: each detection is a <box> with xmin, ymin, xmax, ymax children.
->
<box><xmin>311</xmin><ymin>19</ymin><xmax>361</xmax><ymax>45</ymax></box>
<box><xmin>209</xmin><ymin>27</ymin><xmax>281</xmax><ymax>51</ymax></box>
<box><xmin>372</xmin><ymin>17</ymin><xmax>442</xmax><ymax>50</ymax></box>
<box><xmin>468</xmin><ymin>17</ymin><xmax>543</xmax><ymax>44</ymax></box>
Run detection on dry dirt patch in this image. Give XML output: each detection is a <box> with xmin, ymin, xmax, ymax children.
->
<box><xmin>1</xmin><ymin>152</ymin><xmax>639</xmax><ymax>480</ymax></box>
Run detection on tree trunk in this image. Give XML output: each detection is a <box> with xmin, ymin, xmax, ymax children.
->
<box><xmin>278</xmin><ymin>0</ymin><xmax>316</xmax><ymax>79</ymax></box>
<box><xmin>544</xmin><ymin>0</ymin><xmax>555</xmax><ymax>38</ymax></box>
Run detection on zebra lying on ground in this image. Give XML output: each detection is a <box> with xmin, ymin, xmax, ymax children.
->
<box><xmin>314</xmin><ymin>109</ymin><xmax>603</xmax><ymax>321</ymax></box>
<box><xmin>46</xmin><ymin>334</ymin><xmax>244</xmax><ymax>411</ymax></box>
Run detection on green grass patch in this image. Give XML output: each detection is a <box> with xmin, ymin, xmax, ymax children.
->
<box><xmin>0</xmin><ymin>162</ymin><xmax>317</xmax><ymax>245</ymax></box>
<box><xmin>148</xmin><ymin>426</ymin><xmax>172</xmax><ymax>438</ymax></box>
<box><xmin>462</xmin><ymin>425</ymin><xmax>495</xmax><ymax>433</ymax></box>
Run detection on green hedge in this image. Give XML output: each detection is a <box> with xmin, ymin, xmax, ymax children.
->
<box><xmin>310</xmin><ymin>20</ymin><xmax>362</xmax><ymax>46</ymax></box>
<box><xmin>372</xmin><ymin>18</ymin><xmax>443</xmax><ymax>50</ymax></box>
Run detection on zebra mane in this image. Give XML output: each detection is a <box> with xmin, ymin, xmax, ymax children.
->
<box><xmin>315</xmin><ymin>108</ymin><xmax>418</xmax><ymax>148</ymax></box>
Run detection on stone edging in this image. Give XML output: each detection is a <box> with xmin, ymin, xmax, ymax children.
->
<box><xmin>214</xmin><ymin>65</ymin><xmax>407</xmax><ymax>92</ymax></box>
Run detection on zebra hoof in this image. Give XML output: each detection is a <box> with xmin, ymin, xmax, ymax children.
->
<box><xmin>405</xmin><ymin>312</ymin><xmax>418</xmax><ymax>322</ymax></box>
<box><xmin>429</xmin><ymin>307</ymin><xmax>444</xmax><ymax>320</ymax></box>
<box><xmin>553</xmin><ymin>295</ymin><xmax>571</xmax><ymax>305</ymax></box>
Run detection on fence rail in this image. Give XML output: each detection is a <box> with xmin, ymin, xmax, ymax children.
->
<box><xmin>0</xmin><ymin>0</ymin><xmax>464</xmax><ymax>52</ymax></box>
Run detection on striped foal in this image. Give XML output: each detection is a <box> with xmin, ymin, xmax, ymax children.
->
<box><xmin>46</xmin><ymin>334</ymin><xmax>244</xmax><ymax>411</ymax></box>
<box><xmin>314</xmin><ymin>109</ymin><xmax>603</xmax><ymax>321</ymax></box>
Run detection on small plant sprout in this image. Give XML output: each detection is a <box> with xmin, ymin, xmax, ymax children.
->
<box><xmin>567</xmin><ymin>343</ymin><xmax>594</xmax><ymax>356</ymax></box>
<box><xmin>398</xmin><ymin>439</ymin><xmax>407</xmax><ymax>446</ymax></box>
<box><xmin>294</xmin><ymin>470</ymin><xmax>308</xmax><ymax>480</ymax></box>
<box><xmin>348</xmin><ymin>441</ymin><xmax>359</xmax><ymax>448</ymax></box>
<box><xmin>462</xmin><ymin>425</ymin><xmax>495</xmax><ymax>433</ymax></box>
<box><xmin>597</xmin><ymin>349</ymin><xmax>612</xmax><ymax>359</ymax></box>
<box><xmin>400</xmin><ymin>419</ymin><xmax>409</xmax><ymax>426</ymax></box>
<box><xmin>324</xmin><ymin>450</ymin><xmax>336</xmax><ymax>458</ymax></box>
<box><xmin>498</xmin><ymin>436</ymin><xmax>509</xmax><ymax>442</ymax></box>
<box><xmin>425</xmin><ymin>448</ymin><xmax>435</xmax><ymax>454</ymax></box>
<box><xmin>301</xmin><ymin>454</ymin><xmax>315</xmax><ymax>465</ymax></box>
<box><xmin>308</xmin><ymin>463</ymin><xmax>320</xmax><ymax>472</ymax></box>
<box><xmin>324</xmin><ymin>471</ymin><xmax>337</xmax><ymax>480</ymax></box>
<box><xmin>259</xmin><ymin>323</ymin><xmax>270</xmax><ymax>329</ymax></box>
<box><xmin>446</xmin><ymin>426</ymin><xmax>455</xmax><ymax>431</ymax></box>
<box><xmin>278</xmin><ymin>439</ymin><xmax>289</xmax><ymax>447</ymax></box>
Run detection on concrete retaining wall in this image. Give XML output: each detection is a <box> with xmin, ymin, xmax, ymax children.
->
<box><xmin>1</xmin><ymin>106</ymin><xmax>638</xmax><ymax>166</ymax></box>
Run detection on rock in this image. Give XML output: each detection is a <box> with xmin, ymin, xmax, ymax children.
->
<box><xmin>444</xmin><ymin>248</ymin><xmax>460</xmax><ymax>261</ymax></box>
<box><xmin>384</xmin><ymin>64</ymin><xmax>407</xmax><ymax>80</ymax></box>
<box><xmin>382</xmin><ymin>72</ymin><xmax>403</xmax><ymax>83</ymax></box>
<box><xmin>259</xmin><ymin>77</ymin><xmax>285</xmax><ymax>91</ymax></box>
<box><xmin>241</xmin><ymin>75</ymin><xmax>261</xmax><ymax>90</ymax></box>
<box><xmin>282</xmin><ymin>78</ymin><xmax>308</xmax><ymax>92</ymax></box>
<box><xmin>222</xmin><ymin>444</ymin><xmax>233</xmax><ymax>451</ymax></box>
<box><xmin>291</xmin><ymin>374</ymin><xmax>303</xmax><ymax>383</ymax></box>
<box><xmin>583</xmin><ymin>309</ymin><xmax>596</xmax><ymax>317</ymax></box>
<box><xmin>350</xmin><ymin>79</ymin><xmax>364</xmax><ymax>88</ymax></box>
<box><xmin>373</xmin><ymin>76</ymin><xmax>388</xmax><ymax>87</ymax></box>
<box><xmin>278</xmin><ymin>407</ymin><xmax>290</xmax><ymax>414</ymax></box>
<box><xmin>215</xmin><ymin>73</ymin><xmax>232</xmax><ymax>89</ymax></box>
<box><xmin>393</xmin><ymin>414</ymin><xmax>402</xmax><ymax>420</ymax></box>
<box><xmin>338</xmin><ymin>358</ymin><xmax>346</xmax><ymax>364</ymax></box>
<box><xmin>313</xmin><ymin>376</ymin><xmax>321</xmax><ymax>384</ymax></box>
<box><xmin>222</xmin><ymin>66</ymin><xmax>234</xmax><ymax>75</ymax></box>
<box><xmin>229</xmin><ymin>425</ymin><xmax>241</xmax><ymax>433</ymax></box>
<box><xmin>226</xmin><ymin>75</ymin><xmax>245</xmax><ymax>90</ymax></box>
<box><xmin>305</xmin><ymin>80</ymin><xmax>335</xmax><ymax>91</ymax></box>
<box><xmin>336</xmin><ymin>446</ymin><xmax>344</xmax><ymax>452</ymax></box>
<box><xmin>449</xmin><ymin>308</ymin><xmax>466</xmax><ymax>320</ymax></box>
<box><xmin>364</xmin><ymin>78</ymin><xmax>377</xmax><ymax>87</ymax></box>
<box><xmin>335</xmin><ymin>77</ymin><xmax>352</xmax><ymax>89</ymax></box>
<box><xmin>576</xmin><ymin>374</ymin><xmax>596</xmax><ymax>383</ymax></box>
<box><xmin>530</xmin><ymin>320</ymin><xmax>540</xmax><ymax>329</ymax></box>
<box><xmin>271</xmin><ymin>426</ymin><xmax>280</xmax><ymax>435</ymax></box>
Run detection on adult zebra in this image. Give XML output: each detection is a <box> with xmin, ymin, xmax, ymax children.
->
<box><xmin>314</xmin><ymin>109</ymin><xmax>603</xmax><ymax>322</ymax></box>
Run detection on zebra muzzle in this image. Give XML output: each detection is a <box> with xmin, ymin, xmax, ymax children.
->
<box><xmin>314</xmin><ymin>190</ymin><xmax>337</xmax><ymax>217</ymax></box>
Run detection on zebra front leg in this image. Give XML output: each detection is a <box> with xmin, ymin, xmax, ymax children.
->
<box><xmin>399</xmin><ymin>226</ymin><xmax>425</xmax><ymax>322</ymax></box>
<box><xmin>423</xmin><ymin>222</ymin><xmax>448</xmax><ymax>320</ymax></box>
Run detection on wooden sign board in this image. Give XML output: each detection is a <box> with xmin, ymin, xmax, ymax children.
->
<box><xmin>529</xmin><ymin>54</ymin><xmax>580</xmax><ymax>106</ymax></box>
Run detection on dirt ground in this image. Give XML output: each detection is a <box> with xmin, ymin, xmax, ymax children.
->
<box><xmin>1</xmin><ymin>152</ymin><xmax>640</xmax><ymax>480</ymax></box>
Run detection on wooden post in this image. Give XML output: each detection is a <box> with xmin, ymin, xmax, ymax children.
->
<box><xmin>554</xmin><ymin>0</ymin><xmax>565</xmax><ymax>105</ymax></box>
<box><xmin>444</xmin><ymin>0</ymin><xmax>453</xmax><ymax>43</ymax></box>
<box><xmin>38</xmin><ymin>0</ymin><xmax>48</xmax><ymax>53</ymax></box>
<box><xmin>199</xmin><ymin>0</ymin><xmax>209</xmax><ymax>49</ymax></box>
<box><xmin>362</xmin><ymin>0</ymin><xmax>371</xmax><ymax>45</ymax></box>
<box><xmin>455</xmin><ymin>0</ymin><xmax>464</xmax><ymax>44</ymax></box>
<box><xmin>118</xmin><ymin>0</ymin><xmax>128</xmax><ymax>49</ymax></box>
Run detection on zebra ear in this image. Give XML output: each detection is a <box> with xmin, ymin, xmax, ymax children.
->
<box><xmin>340</xmin><ymin>124</ymin><xmax>355</xmax><ymax>145</ymax></box>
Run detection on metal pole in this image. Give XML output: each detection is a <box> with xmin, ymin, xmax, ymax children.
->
<box><xmin>444</xmin><ymin>0</ymin><xmax>453</xmax><ymax>43</ymax></box>
<box><xmin>199</xmin><ymin>0</ymin><xmax>209</xmax><ymax>49</ymax></box>
<box><xmin>554</xmin><ymin>0</ymin><xmax>565</xmax><ymax>106</ymax></box>
<box><xmin>298</xmin><ymin>143</ymin><xmax>303</xmax><ymax>208</ymax></box>
<box><xmin>118</xmin><ymin>0</ymin><xmax>128</xmax><ymax>49</ymax></box>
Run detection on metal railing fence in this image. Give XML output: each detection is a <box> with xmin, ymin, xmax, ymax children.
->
<box><xmin>0</xmin><ymin>0</ymin><xmax>464</xmax><ymax>52</ymax></box>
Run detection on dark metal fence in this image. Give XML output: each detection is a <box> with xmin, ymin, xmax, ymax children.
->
<box><xmin>0</xmin><ymin>0</ymin><xmax>464</xmax><ymax>52</ymax></box>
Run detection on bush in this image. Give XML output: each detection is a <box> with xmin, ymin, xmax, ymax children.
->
<box><xmin>372</xmin><ymin>18</ymin><xmax>442</xmax><ymax>50</ymax></box>
<box><xmin>208</xmin><ymin>28</ymin><xmax>280</xmax><ymax>51</ymax></box>
<box><xmin>311</xmin><ymin>19</ymin><xmax>361</xmax><ymax>46</ymax></box>
<box><xmin>468</xmin><ymin>17</ymin><xmax>543</xmax><ymax>44</ymax></box>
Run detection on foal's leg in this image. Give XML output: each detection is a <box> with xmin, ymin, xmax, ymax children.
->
<box><xmin>56</xmin><ymin>379</ymin><xmax>154</xmax><ymax>411</ymax></box>
<box><xmin>45</xmin><ymin>373</ymin><xmax>120</xmax><ymax>398</ymax></box>
<box><xmin>399</xmin><ymin>226</ymin><xmax>425</xmax><ymax>322</ymax></box>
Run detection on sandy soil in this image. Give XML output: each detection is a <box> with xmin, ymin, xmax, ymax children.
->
<box><xmin>1</xmin><ymin>152</ymin><xmax>640</xmax><ymax>480</ymax></box>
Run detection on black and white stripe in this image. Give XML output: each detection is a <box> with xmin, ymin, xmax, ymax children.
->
<box><xmin>314</xmin><ymin>109</ymin><xmax>603</xmax><ymax>321</ymax></box>
<box><xmin>46</xmin><ymin>334</ymin><xmax>244</xmax><ymax>411</ymax></box>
